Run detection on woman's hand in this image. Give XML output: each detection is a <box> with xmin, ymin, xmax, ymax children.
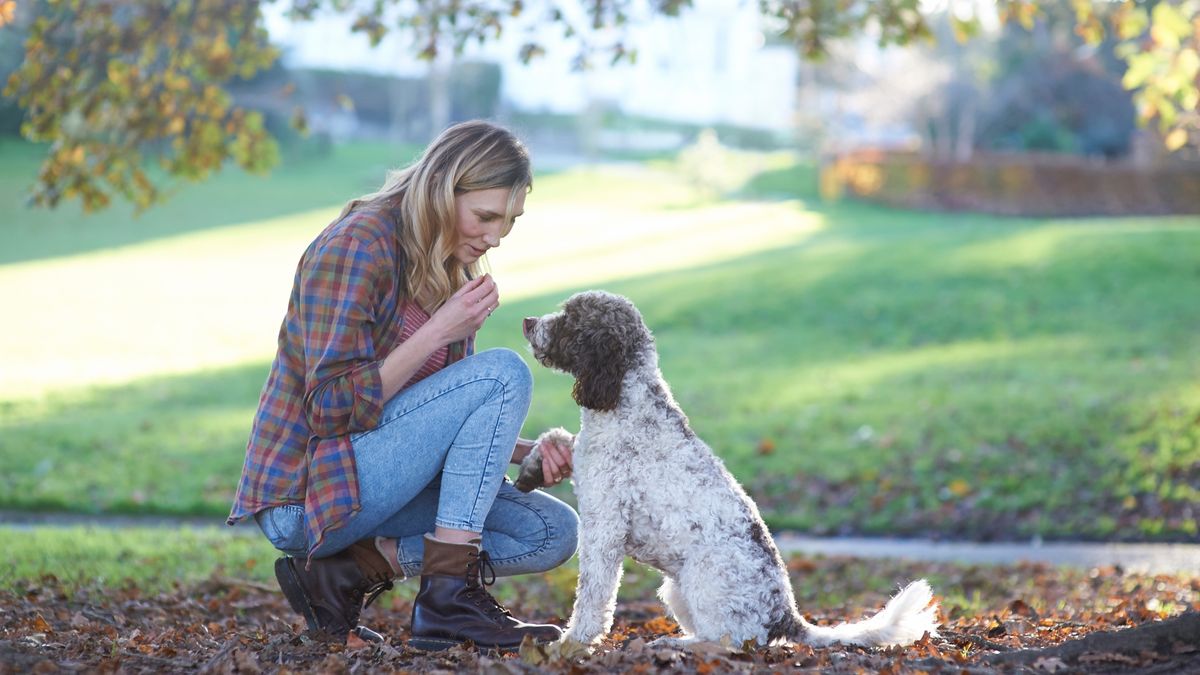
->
<box><xmin>424</xmin><ymin>274</ymin><xmax>499</xmax><ymax>345</ymax></box>
<box><xmin>513</xmin><ymin>428</ymin><xmax>574</xmax><ymax>492</ymax></box>
<box><xmin>537</xmin><ymin>436</ymin><xmax>573</xmax><ymax>486</ymax></box>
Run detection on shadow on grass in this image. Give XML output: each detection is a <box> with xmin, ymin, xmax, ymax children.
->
<box><xmin>0</xmin><ymin>141</ymin><xmax>422</xmax><ymax>266</ymax></box>
<box><xmin>737</xmin><ymin>159</ymin><xmax>820</xmax><ymax>201</ymax></box>
<box><xmin>0</xmin><ymin>361</ymin><xmax>270</xmax><ymax>516</ymax></box>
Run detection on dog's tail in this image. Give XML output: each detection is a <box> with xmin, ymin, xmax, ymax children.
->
<box><xmin>796</xmin><ymin>579</ymin><xmax>939</xmax><ymax>648</ymax></box>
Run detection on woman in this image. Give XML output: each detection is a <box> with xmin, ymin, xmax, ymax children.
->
<box><xmin>227</xmin><ymin>120</ymin><xmax>578</xmax><ymax>650</ymax></box>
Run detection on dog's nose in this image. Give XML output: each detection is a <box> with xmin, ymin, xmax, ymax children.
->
<box><xmin>522</xmin><ymin>317</ymin><xmax>536</xmax><ymax>338</ymax></box>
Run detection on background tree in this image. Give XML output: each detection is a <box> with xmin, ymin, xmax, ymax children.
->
<box><xmin>986</xmin><ymin>0</ymin><xmax>1195</xmax><ymax>156</ymax></box>
<box><xmin>914</xmin><ymin>3</ymin><xmax>1139</xmax><ymax>159</ymax></box>
<box><xmin>2</xmin><ymin>0</ymin><xmax>1197</xmax><ymax>212</ymax></box>
<box><xmin>973</xmin><ymin>5</ymin><xmax>1138</xmax><ymax>158</ymax></box>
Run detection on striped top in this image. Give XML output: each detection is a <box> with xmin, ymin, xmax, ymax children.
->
<box><xmin>400</xmin><ymin>301</ymin><xmax>450</xmax><ymax>386</ymax></box>
<box><xmin>226</xmin><ymin>208</ymin><xmax>473</xmax><ymax>555</ymax></box>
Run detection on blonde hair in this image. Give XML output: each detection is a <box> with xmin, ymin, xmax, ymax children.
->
<box><xmin>341</xmin><ymin>120</ymin><xmax>532</xmax><ymax>312</ymax></box>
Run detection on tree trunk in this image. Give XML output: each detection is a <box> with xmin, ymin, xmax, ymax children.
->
<box><xmin>955</xmin><ymin>98</ymin><xmax>975</xmax><ymax>163</ymax></box>
<box><xmin>428</xmin><ymin>52</ymin><xmax>451</xmax><ymax>137</ymax></box>
<box><xmin>984</xmin><ymin>612</ymin><xmax>1200</xmax><ymax>669</ymax></box>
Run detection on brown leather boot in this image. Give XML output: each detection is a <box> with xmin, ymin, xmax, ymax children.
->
<box><xmin>409</xmin><ymin>534</ymin><xmax>563</xmax><ymax>651</ymax></box>
<box><xmin>274</xmin><ymin>539</ymin><xmax>396</xmax><ymax>643</ymax></box>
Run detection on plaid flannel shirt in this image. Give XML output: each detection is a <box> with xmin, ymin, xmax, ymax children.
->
<box><xmin>227</xmin><ymin>208</ymin><xmax>473</xmax><ymax>554</ymax></box>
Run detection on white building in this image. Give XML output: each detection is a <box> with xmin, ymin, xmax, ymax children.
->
<box><xmin>264</xmin><ymin>0</ymin><xmax>798</xmax><ymax>132</ymax></box>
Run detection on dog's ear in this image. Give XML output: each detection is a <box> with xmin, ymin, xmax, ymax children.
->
<box><xmin>571</xmin><ymin>332</ymin><xmax>629</xmax><ymax>411</ymax></box>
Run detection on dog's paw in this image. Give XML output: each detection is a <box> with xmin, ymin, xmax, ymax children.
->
<box><xmin>537</xmin><ymin>427</ymin><xmax>575</xmax><ymax>448</ymax></box>
<box><xmin>554</xmin><ymin>637</ymin><xmax>593</xmax><ymax>659</ymax></box>
<box><xmin>515</xmin><ymin>428</ymin><xmax>575</xmax><ymax>493</ymax></box>
<box><xmin>560</xmin><ymin>627</ymin><xmax>602</xmax><ymax>651</ymax></box>
<box><xmin>648</xmin><ymin>635</ymin><xmax>735</xmax><ymax>654</ymax></box>
<box><xmin>519</xmin><ymin>635</ymin><xmax>592</xmax><ymax>664</ymax></box>
<box><xmin>512</xmin><ymin>445</ymin><xmax>544</xmax><ymax>493</ymax></box>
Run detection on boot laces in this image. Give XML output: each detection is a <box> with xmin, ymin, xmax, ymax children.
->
<box><xmin>361</xmin><ymin>578</ymin><xmax>394</xmax><ymax>609</ymax></box>
<box><xmin>353</xmin><ymin>569</ymin><xmax>395</xmax><ymax>613</ymax></box>
<box><xmin>466</xmin><ymin>549</ymin><xmax>512</xmax><ymax>620</ymax></box>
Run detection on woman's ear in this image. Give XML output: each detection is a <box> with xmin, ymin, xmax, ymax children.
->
<box><xmin>571</xmin><ymin>333</ymin><xmax>628</xmax><ymax>411</ymax></box>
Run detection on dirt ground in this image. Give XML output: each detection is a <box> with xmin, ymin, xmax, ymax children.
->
<box><xmin>2</xmin><ymin>557</ymin><xmax>1198</xmax><ymax>674</ymax></box>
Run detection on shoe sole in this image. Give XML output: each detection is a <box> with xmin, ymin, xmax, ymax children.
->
<box><xmin>408</xmin><ymin>636</ymin><xmax>546</xmax><ymax>653</ymax></box>
<box><xmin>407</xmin><ymin>636</ymin><xmax>467</xmax><ymax>652</ymax></box>
<box><xmin>274</xmin><ymin>557</ymin><xmax>321</xmax><ymax>634</ymax></box>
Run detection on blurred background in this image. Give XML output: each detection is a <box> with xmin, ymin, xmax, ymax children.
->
<box><xmin>1</xmin><ymin>0</ymin><xmax>1199</xmax><ymax>591</ymax></box>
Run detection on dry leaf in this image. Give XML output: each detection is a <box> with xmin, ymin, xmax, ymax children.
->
<box><xmin>70</xmin><ymin>612</ymin><xmax>90</xmax><ymax>629</ymax></box>
<box><xmin>642</xmin><ymin>615</ymin><xmax>679</xmax><ymax>635</ymax></box>
<box><xmin>32</xmin><ymin>614</ymin><xmax>52</xmax><ymax>633</ymax></box>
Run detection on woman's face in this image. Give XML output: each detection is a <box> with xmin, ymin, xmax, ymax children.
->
<box><xmin>452</xmin><ymin>187</ymin><xmax>525</xmax><ymax>266</ymax></box>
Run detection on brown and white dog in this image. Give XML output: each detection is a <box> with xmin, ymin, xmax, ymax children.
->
<box><xmin>518</xmin><ymin>290</ymin><xmax>939</xmax><ymax>650</ymax></box>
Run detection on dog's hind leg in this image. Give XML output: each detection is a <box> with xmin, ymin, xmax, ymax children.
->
<box><xmin>657</xmin><ymin>576</ymin><xmax>696</xmax><ymax>637</ymax></box>
<box><xmin>665</xmin><ymin>547</ymin><xmax>774</xmax><ymax>646</ymax></box>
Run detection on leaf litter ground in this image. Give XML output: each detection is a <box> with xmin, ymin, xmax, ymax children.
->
<box><xmin>2</xmin><ymin>556</ymin><xmax>1197</xmax><ymax>674</ymax></box>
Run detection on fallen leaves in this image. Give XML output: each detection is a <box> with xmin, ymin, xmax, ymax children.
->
<box><xmin>0</xmin><ymin>558</ymin><xmax>1197</xmax><ymax>674</ymax></box>
<box><xmin>640</xmin><ymin>615</ymin><xmax>679</xmax><ymax>635</ymax></box>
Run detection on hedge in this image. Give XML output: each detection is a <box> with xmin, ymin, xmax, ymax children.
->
<box><xmin>822</xmin><ymin>150</ymin><xmax>1200</xmax><ymax>217</ymax></box>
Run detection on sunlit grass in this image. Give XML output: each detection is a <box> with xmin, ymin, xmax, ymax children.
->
<box><xmin>0</xmin><ymin>151</ymin><xmax>813</xmax><ymax>396</ymax></box>
<box><xmin>0</xmin><ymin>526</ymin><xmax>278</xmax><ymax>594</ymax></box>
<box><xmin>489</xmin><ymin>199</ymin><xmax>823</xmax><ymax>302</ymax></box>
<box><xmin>0</xmin><ymin>212</ymin><xmax>324</xmax><ymax>394</ymax></box>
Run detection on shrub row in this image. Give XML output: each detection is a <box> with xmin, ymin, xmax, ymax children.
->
<box><xmin>822</xmin><ymin>150</ymin><xmax>1200</xmax><ymax>217</ymax></box>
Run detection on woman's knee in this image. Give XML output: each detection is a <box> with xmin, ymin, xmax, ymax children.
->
<box><xmin>472</xmin><ymin>348</ymin><xmax>532</xmax><ymax>396</ymax></box>
<box><xmin>543</xmin><ymin>497</ymin><xmax>580</xmax><ymax>567</ymax></box>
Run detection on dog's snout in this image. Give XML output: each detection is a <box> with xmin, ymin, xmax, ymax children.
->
<box><xmin>523</xmin><ymin>317</ymin><xmax>536</xmax><ymax>339</ymax></box>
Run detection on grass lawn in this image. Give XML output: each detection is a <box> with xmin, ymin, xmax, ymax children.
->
<box><xmin>1</xmin><ymin>140</ymin><xmax>1198</xmax><ymax>541</ymax></box>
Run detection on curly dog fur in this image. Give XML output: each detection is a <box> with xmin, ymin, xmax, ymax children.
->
<box><xmin>520</xmin><ymin>290</ymin><xmax>939</xmax><ymax>649</ymax></box>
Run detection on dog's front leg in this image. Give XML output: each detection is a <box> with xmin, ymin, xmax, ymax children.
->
<box><xmin>561</xmin><ymin>523</ymin><xmax>627</xmax><ymax>647</ymax></box>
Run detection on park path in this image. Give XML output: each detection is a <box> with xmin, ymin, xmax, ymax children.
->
<box><xmin>774</xmin><ymin>533</ymin><xmax>1200</xmax><ymax>576</ymax></box>
<box><xmin>4</xmin><ymin>510</ymin><xmax>1198</xmax><ymax>575</ymax></box>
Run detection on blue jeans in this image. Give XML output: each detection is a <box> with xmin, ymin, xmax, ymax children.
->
<box><xmin>255</xmin><ymin>348</ymin><xmax>579</xmax><ymax>577</ymax></box>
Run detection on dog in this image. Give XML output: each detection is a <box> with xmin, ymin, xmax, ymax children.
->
<box><xmin>517</xmin><ymin>290</ymin><xmax>939</xmax><ymax>649</ymax></box>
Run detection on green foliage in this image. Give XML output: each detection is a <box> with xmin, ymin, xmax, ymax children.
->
<box><xmin>1116</xmin><ymin>2</ymin><xmax>1200</xmax><ymax>150</ymax></box>
<box><xmin>3</xmin><ymin>0</ymin><xmax>280</xmax><ymax>211</ymax></box>
<box><xmin>0</xmin><ymin>1</ymin><xmax>26</xmax><ymax>135</ymax></box>
<box><xmin>965</xmin><ymin>7</ymin><xmax>1138</xmax><ymax>158</ymax></box>
<box><xmin>755</xmin><ymin>0</ymin><xmax>933</xmax><ymax>60</ymax></box>
<box><xmin>994</xmin><ymin>0</ymin><xmax>1200</xmax><ymax>151</ymax></box>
